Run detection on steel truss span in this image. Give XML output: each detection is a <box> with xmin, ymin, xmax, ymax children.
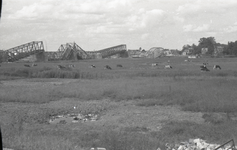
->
<box><xmin>88</xmin><ymin>44</ymin><xmax>127</xmax><ymax>58</ymax></box>
<box><xmin>6</xmin><ymin>41</ymin><xmax>45</xmax><ymax>62</ymax></box>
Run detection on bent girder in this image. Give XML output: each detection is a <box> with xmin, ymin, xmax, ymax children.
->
<box><xmin>6</xmin><ymin>41</ymin><xmax>45</xmax><ymax>62</ymax></box>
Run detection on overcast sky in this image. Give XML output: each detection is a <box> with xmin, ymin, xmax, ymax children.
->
<box><xmin>0</xmin><ymin>0</ymin><xmax>237</xmax><ymax>51</ymax></box>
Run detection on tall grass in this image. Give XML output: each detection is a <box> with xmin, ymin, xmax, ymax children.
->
<box><xmin>1</xmin><ymin>116</ymin><xmax>162</xmax><ymax>150</ymax></box>
<box><xmin>1</xmin><ymin>58</ymin><xmax>237</xmax><ymax>149</ymax></box>
<box><xmin>48</xmin><ymin>77</ymin><xmax>237</xmax><ymax>113</ymax></box>
<box><xmin>2</xmin><ymin>76</ymin><xmax>237</xmax><ymax>113</ymax></box>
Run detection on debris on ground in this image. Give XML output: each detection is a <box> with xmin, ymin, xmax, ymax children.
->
<box><xmin>161</xmin><ymin>138</ymin><xmax>236</xmax><ymax>150</ymax></box>
<box><xmin>49</xmin><ymin>113</ymin><xmax>99</xmax><ymax>124</ymax></box>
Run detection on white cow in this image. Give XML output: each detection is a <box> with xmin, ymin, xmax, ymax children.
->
<box><xmin>151</xmin><ymin>63</ymin><xmax>158</xmax><ymax>67</ymax></box>
<box><xmin>164</xmin><ymin>65</ymin><xmax>172</xmax><ymax>69</ymax></box>
<box><xmin>67</xmin><ymin>64</ymin><xmax>75</xmax><ymax>68</ymax></box>
<box><xmin>90</xmin><ymin>147</ymin><xmax>106</xmax><ymax>150</ymax></box>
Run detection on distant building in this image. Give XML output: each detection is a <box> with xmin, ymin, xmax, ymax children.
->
<box><xmin>201</xmin><ymin>48</ymin><xmax>208</xmax><ymax>55</ymax></box>
<box><xmin>182</xmin><ymin>47</ymin><xmax>193</xmax><ymax>56</ymax></box>
<box><xmin>214</xmin><ymin>45</ymin><xmax>224</xmax><ymax>56</ymax></box>
<box><xmin>163</xmin><ymin>49</ymin><xmax>173</xmax><ymax>56</ymax></box>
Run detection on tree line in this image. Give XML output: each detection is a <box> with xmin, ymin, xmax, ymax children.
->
<box><xmin>182</xmin><ymin>37</ymin><xmax>237</xmax><ymax>56</ymax></box>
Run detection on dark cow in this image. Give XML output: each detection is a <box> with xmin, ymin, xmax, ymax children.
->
<box><xmin>117</xmin><ymin>64</ymin><xmax>123</xmax><ymax>67</ymax></box>
<box><xmin>104</xmin><ymin>65</ymin><xmax>112</xmax><ymax>70</ymax></box>
<box><xmin>213</xmin><ymin>65</ymin><xmax>221</xmax><ymax>70</ymax></box>
<box><xmin>200</xmin><ymin>64</ymin><xmax>210</xmax><ymax>72</ymax></box>
<box><xmin>200</xmin><ymin>63</ymin><xmax>208</xmax><ymax>69</ymax></box>
<box><xmin>24</xmin><ymin>64</ymin><xmax>31</xmax><ymax>67</ymax></box>
<box><xmin>57</xmin><ymin>65</ymin><xmax>66</xmax><ymax>70</ymax></box>
<box><xmin>201</xmin><ymin>67</ymin><xmax>210</xmax><ymax>71</ymax></box>
<box><xmin>90</xmin><ymin>65</ymin><xmax>96</xmax><ymax>68</ymax></box>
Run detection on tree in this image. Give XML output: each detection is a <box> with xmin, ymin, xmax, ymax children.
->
<box><xmin>192</xmin><ymin>43</ymin><xmax>200</xmax><ymax>55</ymax></box>
<box><xmin>198</xmin><ymin>37</ymin><xmax>216</xmax><ymax>55</ymax></box>
<box><xmin>224</xmin><ymin>41</ymin><xmax>237</xmax><ymax>56</ymax></box>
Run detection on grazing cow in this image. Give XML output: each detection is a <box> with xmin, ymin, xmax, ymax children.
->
<box><xmin>32</xmin><ymin>63</ymin><xmax>37</xmax><ymax>67</ymax></box>
<box><xmin>90</xmin><ymin>65</ymin><xmax>96</xmax><ymax>68</ymax></box>
<box><xmin>117</xmin><ymin>64</ymin><xmax>123</xmax><ymax>67</ymax></box>
<box><xmin>57</xmin><ymin>65</ymin><xmax>66</xmax><ymax>70</ymax></box>
<box><xmin>213</xmin><ymin>65</ymin><xmax>221</xmax><ymax>70</ymax></box>
<box><xmin>200</xmin><ymin>63</ymin><xmax>208</xmax><ymax>69</ymax></box>
<box><xmin>201</xmin><ymin>68</ymin><xmax>210</xmax><ymax>71</ymax></box>
<box><xmin>90</xmin><ymin>147</ymin><xmax>106</xmax><ymax>150</ymax></box>
<box><xmin>200</xmin><ymin>65</ymin><xmax>210</xmax><ymax>72</ymax></box>
<box><xmin>24</xmin><ymin>64</ymin><xmax>31</xmax><ymax>67</ymax></box>
<box><xmin>104</xmin><ymin>65</ymin><xmax>112</xmax><ymax>70</ymax></box>
<box><xmin>151</xmin><ymin>63</ymin><xmax>158</xmax><ymax>67</ymax></box>
<box><xmin>164</xmin><ymin>65</ymin><xmax>172</xmax><ymax>69</ymax></box>
<box><xmin>67</xmin><ymin>64</ymin><xmax>75</xmax><ymax>68</ymax></box>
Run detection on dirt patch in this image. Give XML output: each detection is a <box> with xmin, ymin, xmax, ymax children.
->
<box><xmin>39</xmin><ymin>99</ymin><xmax>204</xmax><ymax>131</ymax></box>
<box><xmin>0</xmin><ymin>98</ymin><xmax>204</xmax><ymax>132</ymax></box>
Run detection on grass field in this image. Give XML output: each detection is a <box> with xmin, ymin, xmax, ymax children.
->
<box><xmin>1</xmin><ymin>56</ymin><xmax>237</xmax><ymax>150</ymax></box>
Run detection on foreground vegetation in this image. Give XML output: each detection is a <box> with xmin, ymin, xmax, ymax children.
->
<box><xmin>1</xmin><ymin>57</ymin><xmax>237</xmax><ymax>150</ymax></box>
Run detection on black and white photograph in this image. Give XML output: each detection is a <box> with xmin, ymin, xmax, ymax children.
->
<box><xmin>0</xmin><ymin>0</ymin><xmax>237</xmax><ymax>150</ymax></box>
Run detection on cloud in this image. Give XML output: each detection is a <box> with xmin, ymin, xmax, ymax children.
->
<box><xmin>176</xmin><ymin>0</ymin><xmax>237</xmax><ymax>27</ymax></box>
<box><xmin>1</xmin><ymin>0</ymin><xmax>237</xmax><ymax>51</ymax></box>
<box><xmin>141</xmin><ymin>33</ymin><xmax>149</xmax><ymax>39</ymax></box>
<box><xmin>223</xmin><ymin>23</ymin><xmax>237</xmax><ymax>33</ymax></box>
<box><xmin>8</xmin><ymin>1</ymin><xmax>55</xmax><ymax>20</ymax></box>
<box><xmin>183</xmin><ymin>24</ymin><xmax>210</xmax><ymax>32</ymax></box>
<box><xmin>183</xmin><ymin>24</ymin><xmax>193</xmax><ymax>32</ymax></box>
<box><xmin>193</xmin><ymin>24</ymin><xmax>210</xmax><ymax>32</ymax></box>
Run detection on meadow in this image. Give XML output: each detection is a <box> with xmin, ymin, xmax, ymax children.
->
<box><xmin>1</xmin><ymin>56</ymin><xmax>237</xmax><ymax>150</ymax></box>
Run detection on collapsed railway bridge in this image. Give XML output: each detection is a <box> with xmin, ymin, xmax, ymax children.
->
<box><xmin>46</xmin><ymin>42</ymin><xmax>89</xmax><ymax>61</ymax></box>
<box><xmin>89</xmin><ymin>44</ymin><xmax>128</xmax><ymax>59</ymax></box>
<box><xmin>46</xmin><ymin>43</ymin><xmax>128</xmax><ymax>60</ymax></box>
<box><xmin>1</xmin><ymin>41</ymin><xmax>128</xmax><ymax>62</ymax></box>
<box><xmin>1</xmin><ymin>41</ymin><xmax>46</xmax><ymax>62</ymax></box>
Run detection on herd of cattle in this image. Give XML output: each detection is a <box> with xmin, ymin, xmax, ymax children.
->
<box><xmin>200</xmin><ymin>63</ymin><xmax>221</xmax><ymax>72</ymax></box>
<box><xmin>56</xmin><ymin>64</ymin><xmax>123</xmax><ymax>70</ymax></box>
<box><xmin>0</xmin><ymin>59</ymin><xmax>222</xmax><ymax>73</ymax></box>
<box><xmin>151</xmin><ymin>61</ymin><xmax>221</xmax><ymax>72</ymax></box>
<box><xmin>21</xmin><ymin>61</ymin><xmax>222</xmax><ymax>72</ymax></box>
<box><xmin>54</xmin><ymin>61</ymin><xmax>221</xmax><ymax>72</ymax></box>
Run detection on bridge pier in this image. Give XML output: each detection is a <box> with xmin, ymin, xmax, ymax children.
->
<box><xmin>19</xmin><ymin>52</ymin><xmax>47</xmax><ymax>62</ymax></box>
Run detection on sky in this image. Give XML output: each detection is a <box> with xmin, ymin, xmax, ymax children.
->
<box><xmin>0</xmin><ymin>0</ymin><xmax>237</xmax><ymax>51</ymax></box>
